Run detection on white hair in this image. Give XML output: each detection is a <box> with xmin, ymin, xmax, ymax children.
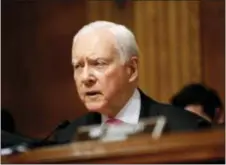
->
<box><xmin>72</xmin><ymin>20</ymin><xmax>139</xmax><ymax>63</ymax></box>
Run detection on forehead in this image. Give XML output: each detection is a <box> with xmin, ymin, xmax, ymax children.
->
<box><xmin>72</xmin><ymin>30</ymin><xmax>118</xmax><ymax>62</ymax></box>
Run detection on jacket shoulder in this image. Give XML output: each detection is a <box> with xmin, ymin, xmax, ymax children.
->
<box><xmin>152</xmin><ymin>103</ymin><xmax>211</xmax><ymax>131</ymax></box>
<box><xmin>139</xmin><ymin>90</ymin><xmax>211</xmax><ymax>131</ymax></box>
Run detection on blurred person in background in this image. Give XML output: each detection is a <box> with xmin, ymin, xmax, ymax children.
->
<box><xmin>170</xmin><ymin>83</ymin><xmax>224</xmax><ymax>125</ymax></box>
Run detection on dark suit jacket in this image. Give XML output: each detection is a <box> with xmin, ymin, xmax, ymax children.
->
<box><xmin>55</xmin><ymin>89</ymin><xmax>211</xmax><ymax>143</ymax></box>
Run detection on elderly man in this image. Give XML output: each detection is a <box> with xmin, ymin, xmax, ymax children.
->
<box><xmin>55</xmin><ymin>21</ymin><xmax>209</xmax><ymax>143</ymax></box>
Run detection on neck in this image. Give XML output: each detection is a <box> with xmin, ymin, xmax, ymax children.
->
<box><xmin>106</xmin><ymin>88</ymin><xmax>136</xmax><ymax>118</ymax></box>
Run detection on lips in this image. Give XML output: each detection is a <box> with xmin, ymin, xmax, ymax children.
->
<box><xmin>85</xmin><ymin>91</ymin><xmax>101</xmax><ymax>96</ymax></box>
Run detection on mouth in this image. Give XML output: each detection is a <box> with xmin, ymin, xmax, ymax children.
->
<box><xmin>85</xmin><ymin>91</ymin><xmax>102</xmax><ymax>97</ymax></box>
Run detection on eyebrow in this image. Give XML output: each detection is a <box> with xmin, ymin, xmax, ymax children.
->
<box><xmin>87</xmin><ymin>57</ymin><xmax>102</xmax><ymax>61</ymax></box>
<box><xmin>72</xmin><ymin>57</ymin><xmax>109</xmax><ymax>65</ymax></box>
<box><xmin>88</xmin><ymin>57</ymin><xmax>110</xmax><ymax>61</ymax></box>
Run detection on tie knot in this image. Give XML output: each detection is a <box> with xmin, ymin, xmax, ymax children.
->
<box><xmin>105</xmin><ymin>118</ymin><xmax>122</xmax><ymax>125</ymax></box>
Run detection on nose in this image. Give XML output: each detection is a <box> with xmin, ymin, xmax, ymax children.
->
<box><xmin>81</xmin><ymin>66</ymin><xmax>96</xmax><ymax>87</ymax></box>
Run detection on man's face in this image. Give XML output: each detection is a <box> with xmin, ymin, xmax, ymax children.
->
<box><xmin>72</xmin><ymin>31</ymin><xmax>134</xmax><ymax>115</ymax></box>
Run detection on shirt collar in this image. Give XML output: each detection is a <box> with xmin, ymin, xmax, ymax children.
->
<box><xmin>102</xmin><ymin>88</ymin><xmax>141</xmax><ymax>125</ymax></box>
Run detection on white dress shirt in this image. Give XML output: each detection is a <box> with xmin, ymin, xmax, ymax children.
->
<box><xmin>102</xmin><ymin>88</ymin><xmax>141</xmax><ymax>125</ymax></box>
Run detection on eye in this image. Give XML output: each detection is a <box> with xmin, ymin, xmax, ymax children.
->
<box><xmin>95</xmin><ymin>60</ymin><xmax>107</xmax><ymax>67</ymax></box>
<box><xmin>74</xmin><ymin>63</ymin><xmax>82</xmax><ymax>70</ymax></box>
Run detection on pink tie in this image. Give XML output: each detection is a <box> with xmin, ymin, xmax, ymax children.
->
<box><xmin>105</xmin><ymin>118</ymin><xmax>122</xmax><ymax>125</ymax></box>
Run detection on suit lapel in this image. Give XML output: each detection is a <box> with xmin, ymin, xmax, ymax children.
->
<box><xmin>86</xmin><ymin>112</ymin><xmax>102</xmax><ymax>125</ymax></box>
<box><xmin>138</xmin><ymin>89</ymin><xmax>159</xmax><ymax>119</ymax></box>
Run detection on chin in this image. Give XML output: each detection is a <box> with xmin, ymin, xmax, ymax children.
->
<box><xmin>85</xmin><ymin>102</ymin><xmax>105</xmax><ymax>113</ymax></box>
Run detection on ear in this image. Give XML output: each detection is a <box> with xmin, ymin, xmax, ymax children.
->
<box><xmin>126</xmin><ymin>56</ymin><xmax>138</xmax><ymax>83</ymax></box>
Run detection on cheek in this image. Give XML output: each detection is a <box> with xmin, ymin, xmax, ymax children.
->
<box><xmin>73</xmin><ymin>78</ymin><xmax>79</xmax><ymax>88</ymax></box>
<box><xmin>74</xmin><ymin>78</ymin><xmax>82</xmax><ymax>94</ymax></box>
<box><xmin>98</xmin><ymin>68</ymin><xmax>127</xmax><ymax>95</ymax></box>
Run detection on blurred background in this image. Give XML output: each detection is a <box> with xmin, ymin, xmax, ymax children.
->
<box><xmin>2</xmin><ymin>0</ymin><xmax>225</xmax><ymax>138</ymax></box>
